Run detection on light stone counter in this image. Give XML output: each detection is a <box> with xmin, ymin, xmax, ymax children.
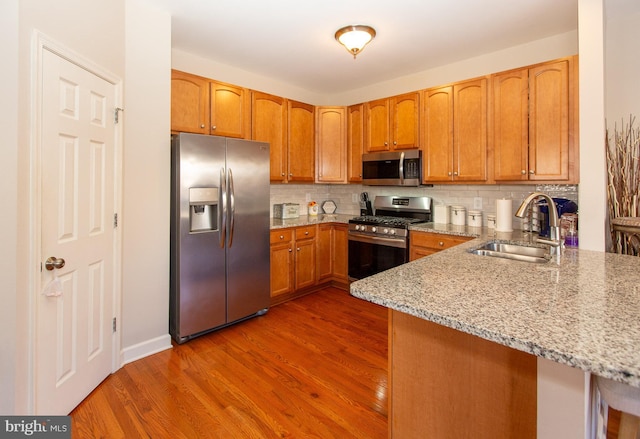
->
<box><xmin>270</xmin><ymin>213</ymin><xmax>352</xmax><ymax>229</ymax></box>
<box><xmin>350</xmin><ymin>223</ymin><xmax>640</xmax><ymax>388</ymax></box>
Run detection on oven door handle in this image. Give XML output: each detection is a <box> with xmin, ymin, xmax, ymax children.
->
<box><xmin>348</xmin><ymin>233</ymin><xmax>407</xmax><ymax>249</ymax></box>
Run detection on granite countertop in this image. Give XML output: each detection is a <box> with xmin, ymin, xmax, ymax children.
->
<box><xmin>350</xmin><ymin>224</ymin><xmax>640</xmax><ymax>388</ymax></box>
<box><xmin>270</xmin><ymin>213</ymin><xmax>352</xmax><ymax>229</ymax></box>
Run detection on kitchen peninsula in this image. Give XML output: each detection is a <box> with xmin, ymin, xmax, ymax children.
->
<box><xmin>350</xmin><ymin>225</ymin><xmax>640</xmax><ymax>438</ymax></box>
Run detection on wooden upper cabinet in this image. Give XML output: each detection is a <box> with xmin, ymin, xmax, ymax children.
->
<box><xmin>251</xmin><ymin>91</ymin><xmax>288</xmax><ymax>182</ymax></box>
<box><xmin>347</xmin><ymin>104</ymin><xmax>364</xmax><ymax>182</ymax></box>
<box><xmin>421</xmin><ymin>79</ymin><xmax>488</xmax><ymax>183</ymax></box>
<box><xmin>171</xmin><ymin>70</ymin><xmax>209</xmax><ymax>134</ymax></box>
<box><xmin>528</xmin><ymin>59</ymin><xmax>571</xmax><ymax>181</ymax></box>
<box><xmin>453</xmin><ymin>78</ymin><xmax>488</xmax><ymax>182</ymax></box>
<box><xmin>316</xmin><ymin>106</ymin><xmax>347</xmax><ymax>183</ymax></box>
<box><xmin>422</xmin><ymin>86</ymin><xmax>454</xmax><ymax>182</ymax></box>
<box><xmin>365</xmin><ymin>92</ymin><xmax>420</xmax><ymax>152</ymax></box>
<box><xmin>288</xmin><ymin>100</ymin><xmax>315</xmax><ymax>182</ymax></box>
<box><xmin>365</xmin><ymin>98</ymin><xmax>390</xmax><ymax>151</ymax></box>
<box><xmin>492</xmin><ymin>69</ymin><xmax>529</xmax><ymax>181</ymax></box>
<box><xmin>492</xmin><ymin>56</ymin><xmax>577</xmax><ymax>183</ymax></box>
<box><xmin>391</xmin><ymin>92</ymin><xmax>420</xmax><ymax>150</ymax></box>
<box><xmin>209</xmin><ymin>81</ymin><xmax>250</xmax><ymax>139</ymax></box>
<box><xmin>171</xmin><ymin>70</ymin><xmax>249</xmax><ymax>138</ymax></box>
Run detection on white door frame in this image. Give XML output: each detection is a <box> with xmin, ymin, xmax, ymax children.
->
<box><xmin>28</xmin><ymin>30</ymin><xmax>123</xmax><ymax>412</ymax></box>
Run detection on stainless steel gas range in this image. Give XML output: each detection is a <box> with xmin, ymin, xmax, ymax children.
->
<box><xmin>348</xmin><ymin>196</ymin><xmax>432</xmax><ymax>281</ymax></box>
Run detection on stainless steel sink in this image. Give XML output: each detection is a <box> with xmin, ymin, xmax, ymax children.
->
<box><xmin>469</xmin><ymin>241</ymin><xmax>551</xmax><ymax>263</ymax></box>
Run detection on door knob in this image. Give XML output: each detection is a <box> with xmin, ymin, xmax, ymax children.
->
<box><xmin>45</xmin><ymin>256</ymin><xmax>65</xmax><ymax>271</ymax></box>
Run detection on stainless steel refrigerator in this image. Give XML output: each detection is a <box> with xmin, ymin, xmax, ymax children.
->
<box><xmin>170</xmin><ymin>133</ymin><xmax>270</xmax><ymax>343</ymax></box>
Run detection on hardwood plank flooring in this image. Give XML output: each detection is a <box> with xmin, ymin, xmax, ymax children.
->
<box><xmin>70</xmin><ymin>287</ymin><xmax>388</xmax><ymax>438</ymax></box>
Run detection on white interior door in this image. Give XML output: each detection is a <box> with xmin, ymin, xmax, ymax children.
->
<box><xmin>36</xmin><ymin>47</ymin><xmax>118</xmax><ymax>415</ymax></box>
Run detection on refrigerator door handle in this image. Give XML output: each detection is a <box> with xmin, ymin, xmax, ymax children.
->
<box><xmin>220</xmin><ymin>167</ymin><xmax>227</xmax><ymax>248</ymax></box>
<box><xmin>228</xmin><ymin>168</ymin><xmax>235</xmax><ymax>248</ymax></box>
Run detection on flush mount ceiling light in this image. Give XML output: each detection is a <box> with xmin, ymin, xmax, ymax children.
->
<box><xmin>334</xmin><ymin>25</ymin><xmax>376</xmax><ymax>59</ymax></box>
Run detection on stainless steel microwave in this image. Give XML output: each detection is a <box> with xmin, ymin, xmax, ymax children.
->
<box><xmin>362</xmin><ymin>150</ymin><xmax>422</xmax><ymax>186</ymax></box>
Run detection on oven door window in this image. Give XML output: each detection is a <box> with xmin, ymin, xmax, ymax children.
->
<box><xmin>348</xmin><ymin>238</ymin><xmax>408</xmax><ymax>280</ymax></box>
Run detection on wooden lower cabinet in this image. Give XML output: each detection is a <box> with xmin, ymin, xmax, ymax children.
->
<box><xmin>316</xmin><ymin>223</ymin><xmax>348</xmax><ymax>286</ymax></box>
<box><xmin>270</xmin><ymin>223</ymin><xmax>348</xmax><ymax>304</ymax></box>
<box><xmin>389</xmin><ymin>310</ymin><xmax>536</xmax><ymax>438</ymax></box>
<box><xmin>409</xmin><ymin>231</ymin><xmax>473</xmax><ymax>260</ymax></box>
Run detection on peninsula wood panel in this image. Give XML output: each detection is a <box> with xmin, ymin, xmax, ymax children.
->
<box><xmin>389</xmin><ymin>310</ymin><xmax>536</xmax><ymax>439</ymax></box>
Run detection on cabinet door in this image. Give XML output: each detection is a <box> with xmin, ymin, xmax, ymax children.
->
<box><xmin>528</xmin><ymin>59</ymin><xmax>570</xmax><ymax>181</ymax></box>
<box><xmin>295</xmin><ymin>238</ymin><xmax>316</xmax><ymax>290</ymax></box>
<box><xmin>453</xmin><ymin>78</ymin><xmax>488</xmax><ymax>182</ymax></box>
<box><xmin>422</xmin><ymin>86</ymin><xmax>454</xmax><ymax>182</ymax></box>
<box><xmin>252</xmin><ymin>92</ymin><xmax>288</xmax><ymax>182</ymax></box>
<box><xmin>332</xmin><ymin>224</ymin><xmax>349</xmax><ymax>282</ymax></box>
<box><xmin>270</xmin><ymin>238</ymin><xmax>294</xmax><ymax>297</ymax></box>
<box><xmin>347</xmin><ymin>104</ymin><xmax>364</xmax><ymax>182</ymax></box>
<box><xmin>316</xmin><ymin>224</ymin><xmax>333</xmax><ymax>282</ymax></box>
<box><xmin>492</xmin><ymin>69</ymin><xmax>529</xmax><ymax>181</ymax></box>
<box><xmin>210</xmin><ymin>81</ymin><xmax>250</xmax><ymax>139</ymax></box>
<box><xmin>316</xmin><ymin>106</ymin><xmax>347</xmax><ymax>183</ymax></box>
<box><xmin>288</xmin><ymin>100</ymin><xmax>315</xmax><ymax>182</ymax></box>
<box><xmin>391</xmin><ymin>92</ymin><xmax>420</xmax><ymax>150</ymax></box>
<box><xmin>365</xmin><ymin>99</ymin><xmax>390</xmax><ymax>152</ymax></box>
<box><xmin>171</xmin><ymin>70</ymin><xmax>209</xmax><ymax>134</ymax></box>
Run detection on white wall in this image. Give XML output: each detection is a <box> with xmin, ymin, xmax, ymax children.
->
<box><xmin>5</xmin><ymin>0</ymin><xmax>172</xmax><ymax>414</ymax></box>
<box><xmin>120</xmin><ymin>0</ymin><xmax>172</xmax><ymax>362</ymax></box>
<box><xmin>173</xmin><ymin>31</ymin><xmax>578</xmax><ymax>107</ymax></box>
<box><xmin>0</xmin><ymin>0</ymin><xmax>19</xmax><ymax>416</ymax></box>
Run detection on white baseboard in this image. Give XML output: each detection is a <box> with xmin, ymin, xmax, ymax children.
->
<box><xmin>120</xmin><ymin>333</ymin><xmax>172</xmax><ymax>366</ymax></box>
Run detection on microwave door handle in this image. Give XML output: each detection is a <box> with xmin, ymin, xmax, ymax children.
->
<box><xmin>399</xmin><ymin>152</ymin><xmax>405</xmax><ymax>185</ymax></box>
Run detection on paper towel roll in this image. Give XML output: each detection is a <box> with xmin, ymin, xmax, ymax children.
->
<box><xmin>495</xmin><ymin>199</ymin><xmax>513</xmax><ymax>232</ymax></box>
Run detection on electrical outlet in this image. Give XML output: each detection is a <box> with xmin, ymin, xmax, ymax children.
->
<box><xmin>473</xmin><ymin>197</ymin><xmax>483</xmax><ymax>210</ymax></box>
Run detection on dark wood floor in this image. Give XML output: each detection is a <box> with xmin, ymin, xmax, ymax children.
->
<box><xmin>70</xmin><ymin>287</ymin><xmax>388</xmax><ymax>438</ymax></box>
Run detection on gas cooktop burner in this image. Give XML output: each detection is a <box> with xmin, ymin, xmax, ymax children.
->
<box><xmin>349</xmin><ymin>215</ymin><xmax>425</xmax><ymax>228</ymax></box>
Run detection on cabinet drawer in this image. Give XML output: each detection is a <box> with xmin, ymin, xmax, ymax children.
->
<box><xmin>270</xmin><ymin>229</ymin><xmax>293</xmax><ymax>244</ymax></box>
<box><xmin>411</xmin><ymin>231</ymin><xmax>472</xmax><ymax>250</ymax></box>
<box><xmin>295</xmin><ymin>226</ymin><xmax>316</xmax><ymax>240</ymax></box>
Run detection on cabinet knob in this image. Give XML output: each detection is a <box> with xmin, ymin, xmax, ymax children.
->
<box><xmin>281</xmin><ymin>172</ymin><xmax>285</xmax><ymax>176</ymax></box>
<box><xmin>393</xmin><ymin>141</ymin><xmax>397</xmax><ymax>145</ymax></box>
<box><xmin>305</xmin><ymin>231</ymin><xmax>309</xmax><ymax>235</ymax></box>
<box><xmin>529</xmin><ymin>170</ymin><xmax>535</xmax><ymax>175</ymax></box>
<box><xmin>438</xmin><ymin>241</ymin><xmax>444</xmax><ymax>246</ymax></box>
<box><xmin>448</xmin><ymin>171</ymin><xmax>452</xmax><ymax>176</ymax></box>
<box><xmin>521</xmin><ymin>170</ymin><xmax>526</xmax><ymax>175</ymax></box>
<box><xmin>279</xmin><ymin>235</ymin><xmax>284</xmax><ymax>240</ymax></box>
<box><xmin>453</xmin><ymin>172</ymin><xmax>458</xmax><ymax>177</ymax></box>
<box><xmin>200</xmin><ymin>124</ymin><xmax>205</xmax><ymax>128</ymax></box>
<box><xmin>289</xmin><ymin>173</ymin><xmax>293</xmax><ymax>177</ymax></box>
<box><xmin>384</xmin><ymin>142</ymin><xmax>388</xmax><ymax>146</ymax></box>
<box><xmin>211</xmin><ymin>125</ymin><xmax>217</xmax><ymax>130</ymax></box>
<box><xmin>289</xmin><ymin>248</ymin><xmax>292</xmax><ymax>252</ymax></box>
<box><xmin>297</xmin><ymin>247</ymin><xmax>301</xmax><ymax>251</ymax></box>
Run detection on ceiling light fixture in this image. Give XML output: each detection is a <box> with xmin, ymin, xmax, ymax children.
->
<box><xmin>334</xmin><ymin>25</ymin><xmax>376</xmax><ymax>59</ymax></box>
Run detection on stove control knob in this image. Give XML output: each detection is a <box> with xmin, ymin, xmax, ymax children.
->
<box><xmin>389</xmin><ymin>229</ymin><xmax>396</xmax><ymax>235</ymax></box>
<box><xmin>383</xmin><ymin>228</ymin><xmax>389</xmax><ymax>234</ymax></box>
<box><xmin>355</xmin><ymin>225</ymin><xmax>361</xmax><ymax>231</ymax></box>
<box><xmin>371</xmin><ymin>227</ymin><xmax>377</xmax><ymax>233</ymax></box>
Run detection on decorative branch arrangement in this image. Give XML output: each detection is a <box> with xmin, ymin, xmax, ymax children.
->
<box><xmin>606</xmin><ymin>115</ymin><xmax>640</xmax><ymax>254</ymax></box>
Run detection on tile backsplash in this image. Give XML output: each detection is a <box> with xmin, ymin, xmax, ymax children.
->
<box><xmin>270</xmin><ymin>183</ymin><xmax>579</xmax><ymax>230</ymax></box>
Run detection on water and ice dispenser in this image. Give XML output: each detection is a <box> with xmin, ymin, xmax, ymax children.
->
<box><xmin>189</xmin><ymin>187</ymin><xmax>218</xmax><ymax>232</ymax></box>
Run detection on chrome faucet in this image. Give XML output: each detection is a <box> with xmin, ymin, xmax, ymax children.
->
<box><xmin>515</xmin><ymin>192</ymin><xmax>563</xmax><ymax>255</ymax></box>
